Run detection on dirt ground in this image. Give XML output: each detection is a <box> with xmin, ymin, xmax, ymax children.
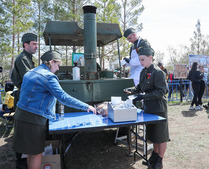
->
<box><xmin>0</xmin><ymin>102</ymin><xmax>209</xmax><ymax>169</ymax></box>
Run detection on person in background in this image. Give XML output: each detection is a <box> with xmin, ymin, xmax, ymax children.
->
<box><xmin>13</xmin><ymin>50</ymin><xmax>96</xmax><ymax>169</ymax></box>
<box><xmin>197</xmin><ymin>65</ymin><xmax>206</xmax><ymax>107</ymax></box>
<box><xmin>126</xmin><ymin>46</ymin><xmax>169</xmax><ymax>169</ymax></box>
<box><xmin>11</xmin><ymin>33</ymin><xmax>38</xmax><ymax>169</ymax></box>
<box><xmin>123</xmin><ymin>28</ymin><xmax>151</xmax><ymax>86</ymax></box>
<box><xmin>167</xmin><ymin>70</ymin><xmax>174</xmax><ymax>99</ymax></box>
<box><xmin>0</xmin><ymin>81</ymin><xmax>14</xmax><ymax>120</ymax></box>
<box><xmin>187</xmin><ymin>62</ymin><xmax>204</xmax><ymax>110</ymax></box>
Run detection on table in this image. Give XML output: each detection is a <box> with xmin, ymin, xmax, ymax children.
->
<box><xmin>49</xmin><ymin>110</ymin><xmax>166</xmax><ymax>168</ymax></box>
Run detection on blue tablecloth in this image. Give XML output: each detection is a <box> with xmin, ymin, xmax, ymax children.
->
<box><xmin>49</xmin><ymin>110</ymin><xmax>166</xmax><ymax>134</ymax></box>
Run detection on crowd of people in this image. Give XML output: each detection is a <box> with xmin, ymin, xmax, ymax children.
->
<box><xmin>156</xmin><ymin>61</ymin><xmax>207</xmax><ymax>110</ymax></box>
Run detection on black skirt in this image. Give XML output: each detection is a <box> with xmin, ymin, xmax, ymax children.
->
<box><xmin>13</xmin><ymin>107</ymin><xmax>47</xmax><ymax>155</ymax></box>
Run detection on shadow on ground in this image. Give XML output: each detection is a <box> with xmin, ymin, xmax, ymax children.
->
<box><xmin>181</xmin><ymin>110</ymin><xmax>198</xmax><ymax>117</ymax></box>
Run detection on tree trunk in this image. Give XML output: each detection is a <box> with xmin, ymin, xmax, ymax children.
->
<box><xmin>10</xmin><ymin>0</ymin><xmax>16</xmax><ymax>75</ymax></box>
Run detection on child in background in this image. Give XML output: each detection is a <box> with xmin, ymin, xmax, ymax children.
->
<box><xmin>0</xmin><ymin>82</ymin><xmax>15</xmax><ymax>120</ymax></box>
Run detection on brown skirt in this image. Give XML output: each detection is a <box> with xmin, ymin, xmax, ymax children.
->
<box><xmin>13</xmin><ymin>119</ymin><xmax>46</xmax><ymax>155</ymax></box>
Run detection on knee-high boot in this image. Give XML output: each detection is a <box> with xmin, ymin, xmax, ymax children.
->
<box><xmin>142</xmin><ymin>151</ymin><xmax>158</xmax><ymax>167</ymax></box>
<box><xmin>152</xmin><ymin>155</ymin><xmax>163</xmax><ymax>169</ymax></box>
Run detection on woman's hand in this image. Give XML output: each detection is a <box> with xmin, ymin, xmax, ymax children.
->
<box><xmin>87</xmin><ymin>105</ymin><xmax>96</xmax><ymax>114</ymax></box>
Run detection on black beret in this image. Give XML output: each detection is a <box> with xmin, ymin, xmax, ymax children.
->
<box><xmin>41</xmin><ymin>50</ymin><xmax>62</xmax><ymax>62</ymax></box>
<box><xmin>21</xmin><ymin>33</ymin><xmax>37</xmax><ymax>43</ymax></box>
<box><xmin>137</xmin><ymin>46</ymin><xmax>155</xmax><ymax>56</ymax></box>
<box><xmin>124</xmin><ymin>28</ymin><xmax>135</xmax><ymax>38</ymax></box>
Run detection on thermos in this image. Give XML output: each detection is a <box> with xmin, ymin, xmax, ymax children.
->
<box><xmin>73</xmin><ymin>63</ymin><xmax>80</xmax><ymax>80</ymax></box>
<box><xmin>59</xmin><ymin>102</ymin><xmax>64</xmax><ymax>120</ymax></box>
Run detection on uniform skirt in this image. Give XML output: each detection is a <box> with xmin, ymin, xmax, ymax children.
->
<box><xmin>13</xmin><ymin>119</ymin><xmax>46</xmax><ymax>155</ymax></box>
<box><xmin>13</xmin><ymin>107</ymin><xmax>47</xmax><ymax>155</ymax></box>
<box><xmin>146</xmin><ymin>111</ymin><xmax>169</xmax><ymax>143</ymax></box>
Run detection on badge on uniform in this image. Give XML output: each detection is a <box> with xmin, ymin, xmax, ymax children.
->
<box><xmin>147</xmin><ymin>73</ymin><xmax>151</xmax><ymax>79</ymax></box>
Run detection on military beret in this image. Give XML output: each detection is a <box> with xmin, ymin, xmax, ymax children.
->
<box><xmin>41</xmin><ymin>50</ymin><xmax>62</xmax><ymax>62</ymax></box>
<box><xmin>21</xmin><ymin>33</ymin><xmax>37</xmax><ymax>43</ymax></box>
<box><xmin>124</xmin><ymin>28</ymin><xmax>135</xmax><ymax>38</ymax></box>
<box><xmin>137</xmin><ymin>46</ymin><xmax>155</xmax><ymax>56</ymax></box>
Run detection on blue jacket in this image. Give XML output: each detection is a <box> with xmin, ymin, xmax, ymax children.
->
<box><xmin>17</xmin><ymin>63</ymin><xmax>89</xmax><ymax>120</ymax></box>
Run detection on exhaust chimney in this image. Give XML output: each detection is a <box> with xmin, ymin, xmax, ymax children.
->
<box><xmin>83</xmin><ymin>5</ymin><xmax>98</xmax><ymax>80</ymax></box>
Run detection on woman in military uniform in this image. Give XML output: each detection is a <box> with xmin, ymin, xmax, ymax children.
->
<box><xmin>13</xmin><ymin>50</ymin><xmax>96</xmax><ymax>169</ymax></box>
<box><xmin>129</xmin><ymin>46</ymin><xmax>169</xmax><ymax>169</ymax></box>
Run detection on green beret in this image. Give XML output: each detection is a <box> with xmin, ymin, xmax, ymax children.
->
<box><xmin>124</xmin><ymin>28</ymin><xmax>135</xmax><ymax>38</ymax></box>
<box><xmin>137</xmin><ymin>47</ymin><xmax>155</xmax><ymax>56</ymax></box>
<box><xmin>21</xmin><ymin>33</ymin><xmax>37</xmax><ymax>43</ymax></box>
<box><xmin>41</xmin><ymin>50</ymin><xmax>62</xmax><ymax>62</ymax></box>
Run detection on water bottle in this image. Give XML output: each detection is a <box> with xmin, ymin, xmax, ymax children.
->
<box><xmin>73</xmin><ymin>63</ymin><xmax>80</xmax><ymax>80</ymax></box>
<box><xmin>59</xmin><ymin>103</ymin><xmax>64</xmax><ymax>120</ymax></box>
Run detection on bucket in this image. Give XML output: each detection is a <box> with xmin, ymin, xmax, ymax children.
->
<box><xmin>100</xmin><ymin>70</ymin><xmax>114</xmax><ymax>78</ymax></box>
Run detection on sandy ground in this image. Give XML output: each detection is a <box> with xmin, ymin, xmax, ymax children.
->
<box><xmin>0</xmin><ymin>103</ymin><xmax>209</xmax><ymax>169</ymax></box>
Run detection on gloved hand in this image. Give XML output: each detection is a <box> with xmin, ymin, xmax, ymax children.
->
<box><xmin>133</xmin><ymin>94</ymin><xmax>144</xmax><ymax>102</ymax></box>
<box><xmin>123</xmin><ymin>88</ymin><xmax>132</xmax><ymax>94</ymax></box>
<box><xmin>124</xmin><ymin>58</ymin><xmax>130</xmax><ymax>63</ymax></box>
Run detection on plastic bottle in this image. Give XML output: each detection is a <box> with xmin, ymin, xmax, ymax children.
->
<box><xmin>59</xmin><ymin>103</ymin><xmax>64</xmax><ymax>120</ymax></box>
<box><xmin>73</xmin><ymin>63</ymin><xmax>80</xmax><ymax>80</ymax></box>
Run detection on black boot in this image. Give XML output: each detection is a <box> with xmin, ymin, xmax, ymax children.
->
<box><xmin>142</xmin><ymin>151</ymin><xmax>158</xmax><ymax>166</ymax></box>
<box><xmin>152</xmin><ymin>155</ymin><xmax>163</xmax><ymax>169</ymax></box>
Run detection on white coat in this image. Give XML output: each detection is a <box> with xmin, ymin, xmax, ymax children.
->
<box><xmin>125</xmin><ymin>40</ymin><xmax>144</xmax><ymax>86</ymax></box>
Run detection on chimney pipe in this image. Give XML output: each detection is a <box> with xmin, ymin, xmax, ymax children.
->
<box><xmin>83</xmin><ymin>5</ymin><xmax>98</xmax><ymax>80</ymax></box>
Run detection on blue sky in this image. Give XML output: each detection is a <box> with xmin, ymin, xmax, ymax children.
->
<box><xmin>139</xmin><ymin>0</ymin><xmax>209</xmax><ymax>62</ymax></box>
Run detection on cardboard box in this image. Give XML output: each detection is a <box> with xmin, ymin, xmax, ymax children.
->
<box><xmin>108</xmin><ymin>102</ymin><xmax>137</xmax><ymax>122</ymax></box>
<box><xmin>41</xmin><ymin>140</ymin><xmax>61</xmax><ymax>169</ymax></box>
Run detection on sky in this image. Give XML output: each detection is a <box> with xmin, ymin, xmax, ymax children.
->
<box><xmin>139</xmin><ymin>0</ymin><xmax>209</xmax><ymax>64</ymax></box>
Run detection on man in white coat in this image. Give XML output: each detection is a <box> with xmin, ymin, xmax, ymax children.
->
<box><xmin>123</xmin><ymin>28</ymin><xmax>151</xmax><ymax>86</ymax></box>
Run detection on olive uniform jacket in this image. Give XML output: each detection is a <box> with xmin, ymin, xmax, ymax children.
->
<box><xmin>135</xmin><ymin>64</ymin><xmax>168</xmax><ymax>114</ymax></box>
<box><xmin>11</xmin><ymin>50</ymin><xmax>35</xmax><ymax>109</ymax></box>
<box><xmin>11</xmin><ymin>50</ymin><xmax>35</xmax><ymax>89</ymax></box>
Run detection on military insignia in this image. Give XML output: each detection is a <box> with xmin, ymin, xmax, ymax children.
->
<box><xmin>147</xmin><ymin>73</ymin><xmax>151</xmax><ymax>79</ymax></box>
